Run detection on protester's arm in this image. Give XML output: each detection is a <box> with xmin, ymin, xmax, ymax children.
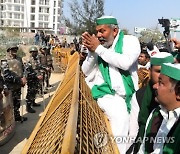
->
<box><xmin>82</xmin><ymin>32</ymin><xmax>140</xmax><ymax>70</ymax></box>
<box><xmin>96</xmin><ymin>36</ymin><xmax>141</xmax><ymax>70</ymax></box>
<box><xmin>171</xmin><ymin>38</ymin><xmax>180</xmax><ymax>50</ymax></box>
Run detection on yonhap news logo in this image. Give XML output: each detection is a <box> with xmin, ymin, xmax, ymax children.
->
<box><xmin>94</xmin><ymin>132</ymin><xmax>108</xmax><ymax>148</ymax></box>
<box><xmin>93</xmin><ymin>133</ymin><xmax>175</xmax><ymax>147</ymax></box>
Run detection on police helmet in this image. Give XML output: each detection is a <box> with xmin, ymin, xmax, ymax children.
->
<box><xmin>7</xmin><ymin>44</ymin><xmax>18</xmax><ymax>52</ymax></box>
<box><xmin>29</xmin><ymin>46</ymin><xmax>38</xmax><ymax>53</ymax></box>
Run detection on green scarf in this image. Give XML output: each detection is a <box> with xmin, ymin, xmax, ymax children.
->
<box><xmin>145</xmin><ymin>107</ymin><xmax>180</xmax><ymax>154</ymax></box>
<box><xmin>91</xmin><ymin>31</ymin><xmax>135</xmax><ymax>113</ymax></box>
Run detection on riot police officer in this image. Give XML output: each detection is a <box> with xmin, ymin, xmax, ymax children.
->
<box><xmin>45</xmin><ymin>47</ymin><xmax>54</xmax><ymax>88</ymax></box>
<box><xmin>25</xmin><ymin>46</ymin><xmax>43</xmax><ymax>113</ymax></box>
<box><xmin>1</xmin><ymin>44</ymin><xmax>27</xmax><ymax>122</ymax></box>
<box><xmin>38</xmin><ymin>46</ymin><xmax>50</xmax><ymax>91</ymax></box>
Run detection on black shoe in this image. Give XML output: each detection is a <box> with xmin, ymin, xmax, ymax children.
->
<box><xmin>32</xmin><ymin>103</ymin><xmax>41</xmax><ymax>107</ymax></box>
<box><xmin>26</xmin><ymin>106</ymin><xmax>36</xmax><ymax>113</ymax></box>
<box><xmin>15</xmin><ymin>116</ymin><xmax>28</xmax><ymax>122</ymax></box>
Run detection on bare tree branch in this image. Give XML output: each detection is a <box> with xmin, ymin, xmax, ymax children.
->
<box><xmin>64</xmin><ymin>0</ymin><xmax>104</xmax><ymax>35</ymax></box>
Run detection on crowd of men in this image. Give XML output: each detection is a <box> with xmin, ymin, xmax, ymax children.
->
<box><xmin>0</xmin><ymin>44</ymin><xmax>53</xmax><ymax>124</ymax></box>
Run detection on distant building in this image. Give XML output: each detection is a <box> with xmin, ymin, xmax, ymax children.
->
<box><xmin>134</xmin><ymin>27</ymin><xmax>147</xmax><ymax>34</ymax></box>
<box><xmin>0</xmin><ymin>0</ymin><xmax>63</xmax><ymax>34</ymax></box>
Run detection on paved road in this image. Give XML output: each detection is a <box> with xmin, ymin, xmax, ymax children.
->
<box><xmin>0</xmin><ymin>72</ymin><xmax>64</xmax><ymax>154</ymax></box>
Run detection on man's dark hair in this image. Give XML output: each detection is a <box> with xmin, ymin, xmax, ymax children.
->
<box><xmin>175</xmin><ymin>81</ymin><xmax>180</xmax><ymax>97</ymax></box>
<box><xmin>141</xmin><ymin>50</ymin><xmax>150</xmax><ymax>59</ymax></box>
<box><xmin>170</xmin><ymin>78</ymin><xmax>180</xmax><ymax>95</ymax></box>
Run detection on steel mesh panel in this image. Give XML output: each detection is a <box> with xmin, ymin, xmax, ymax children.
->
<box><xmin>43</xmin><ymin>77</ymin><xmax>75</xmax><ymax>122</ymax></box>
<box><xmin>27</xmin><ymin>92</ymin><xmax>73</xmax><ymax>154</ymax></box>
<box><xmin>75</xmin><ymin>71</ymin><xmax>119</xmax><ymax>154</ymax></box>
<box><xmin>43</xmin><ymin>54</ymin><xmax>78</xmax><ymax>122</ymax></box>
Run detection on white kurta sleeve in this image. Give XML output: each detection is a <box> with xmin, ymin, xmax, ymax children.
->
<box><xmin>81</xmin><ymin>51</ymin><xmax>98</xmax><ymax>76</ymax></box>
<box><xmin>95</xmin><ymin>35</ymin><xmax>141</xmax><ymax>70</ymax></box>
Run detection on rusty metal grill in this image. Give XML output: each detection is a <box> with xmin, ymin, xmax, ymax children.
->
<box><xmin>22</xmin><ymin>52</ymin><xmax>119</xmax><ymax>154</ymax></box>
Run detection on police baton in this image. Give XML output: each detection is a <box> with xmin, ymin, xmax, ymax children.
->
<box><xmin>47</xmin><ymin>69</ymin><xmax>51</xmax><ymax>98</ymax></box>
<box><xmin>41</xmin><ymin>79</ymin><xmax>45</xmax><ymax>111</ymax></box>
<box><xmin>21</xmin><ymin>86</ymin><xmax>25</xmax><ymax>123</ymax></box>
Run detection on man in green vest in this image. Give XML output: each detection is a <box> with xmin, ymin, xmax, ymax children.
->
<box><xmin>81</xmin><ymin>16</ymin><xmax>141</xmax><ymax>154</ymax></box>
<box><xmin>138</xmin><ymin>63</ymin><xmax>180</xmax><ymax>154</ymax></box>
<box><xmin>128</xmin><ymin>52</ymin><xmax>174</xmax><ymax>153</ymax></box>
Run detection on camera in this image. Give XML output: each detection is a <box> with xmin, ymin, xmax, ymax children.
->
<box><xmin>158</xmin><ymin>18</ymin><xmax>170</xmax><ymax>37</ymax></box>
<box><xmin>158</xmin><ymin>18</ymin><xmax>170</xmax><ymax>27</ymax></box>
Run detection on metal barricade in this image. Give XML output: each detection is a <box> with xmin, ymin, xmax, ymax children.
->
<box><xmin>22</xmin><ymin>52</ymin><xmax>119</xmax><ymax>154</ymax></box>
<box><xmin>0</xmin><ymin>91</ymin><xmax>15</xmax><ymax>146</ymax></box>
<box><xmin>137</xmin><ymin>68</ymin><xmax>150</xmax><ymax>88</ymax></box>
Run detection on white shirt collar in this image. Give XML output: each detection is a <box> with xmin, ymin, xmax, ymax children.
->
<box><xmin>159</xmin><ymin>105</ymin><xmax>180</xmax><ymax>121</ymax></box>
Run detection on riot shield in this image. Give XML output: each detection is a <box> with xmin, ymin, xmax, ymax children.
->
<box><xmin>0</xmin><ymin>91</ymin><xmax>15</xmax><ymax>146</ymax></box>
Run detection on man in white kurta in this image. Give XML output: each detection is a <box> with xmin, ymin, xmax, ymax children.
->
<box><xmin>81</xmin><ymin>16</ymin><xmax>141</xmax><ymax>154</ymax></box>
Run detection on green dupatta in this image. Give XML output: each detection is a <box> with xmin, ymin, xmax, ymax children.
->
<box><xmin>91</xmin><ymin>31</ymin><xmax>135</xmax><ymax>113</ymax></box>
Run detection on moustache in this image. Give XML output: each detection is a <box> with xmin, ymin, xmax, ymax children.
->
<box><xmin>154</xmin><ymin>90</ymin><xmax>158</xmax><ymax>97</ymax></box>
<box><xmin>98</xmin><ymin>37</ymin><xmax>106</xmax><ymax>42</ymax></box>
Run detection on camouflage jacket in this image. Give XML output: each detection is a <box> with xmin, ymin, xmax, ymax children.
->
<box><xmin>38</xmin><ymin>53</ymin><xmax>47</xmax><ymax>67</ymax></box>
<box><xmin>46</xmin><ymin>54</ymin><xmax>53</xmax><ymax>66</ymax></box>
<box><xmin>25</xmin><ymin>55</ymin><xmax>45</xmax><ymax>80</ymax></box>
